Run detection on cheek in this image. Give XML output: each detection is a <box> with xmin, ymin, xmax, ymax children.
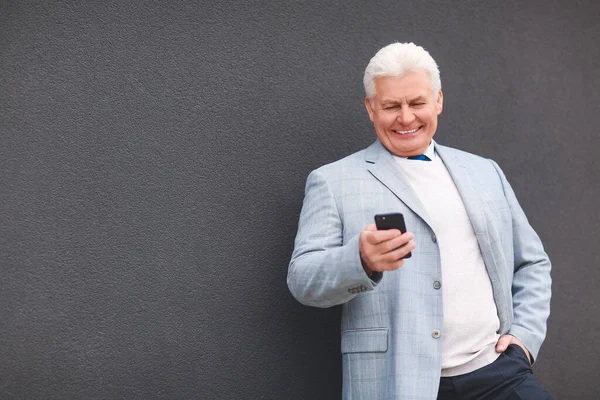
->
<box><xmin>374</xmin><ymin>117</ymin><xmax>391</xmax><ymax>130</ymax></box>
<box><xmin>421</xmin><ymin>110</ymin><xmax>438</xmax><ymax>125</ymax></box>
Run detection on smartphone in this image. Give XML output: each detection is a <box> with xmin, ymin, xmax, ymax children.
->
<box><xmin>374</xmin><ymin>213</ymin><xmax>412</xmax><ymax>259</ymax></box>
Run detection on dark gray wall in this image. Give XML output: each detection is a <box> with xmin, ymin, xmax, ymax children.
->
<box><xmin>1</xmin><ymin>1</ymin><xmax>598</xmax><ymax>399</ymax></box>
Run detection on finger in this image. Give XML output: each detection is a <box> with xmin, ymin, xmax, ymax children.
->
<box><xmin>378</xmin><ymin>233</ymin><xmax>415</xmax><ymax>254</ymax></box>
<box><xmin>495</xmin><ymin>334</ymin><xmax>513</xmax><ymax>353</ymax></box>
<box><xmin>373</xmin><ymin>258</ymin><xmax>405</xmax><ymax>271</ymax></box>
<box><xmin>361</xmin><ymin>225</ymin><xmax>397</xmax><ymax>246</ymax></box>
<box><xmin>366</xmin><ymin>229</ymin><xmax>402</xmax><ymax>245</ymax></box>
<box><xmin>383</xmin><ymin>259</ymin><xmax>405</xmax><ymax>271</ymax></box>
<box><xmin>360</xmin><ymin>231</ymin><xmax>414</xmax><ymax>271</ymax></box>
<box><xmin>382</xmin><ymin>240</ymin><xmax>416</xmax><ymax>261</ymax></box>
<box><xmin>507</xmin><ymin>336</ymin><xmax>531</xmax><ymax>362</ymax></box>
<box><xmin>371</xmin><ymin>240</ymin><xmax>416</xmax><ymax>271</ymax></box>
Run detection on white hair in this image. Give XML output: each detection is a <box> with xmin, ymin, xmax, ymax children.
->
<box><xmin>363</xmin><ymin>42</ymin><xmax>441</xmax><ymax>101</ymax></box>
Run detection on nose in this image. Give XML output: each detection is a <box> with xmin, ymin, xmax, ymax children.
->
<box><xmin>396</xmin><ymin>108</ymin><xmax>415</xmax><ymax>125</ymax></box>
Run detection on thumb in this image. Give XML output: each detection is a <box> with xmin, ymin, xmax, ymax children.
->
<box><xmin>364</xmin><ymin>224</ymin><xmax>378</xmax><ymax>232</ymax></box>
<box><xmin>495</xmin><ymin>335</ymin><xmax>512</xmax><ymax>353</ymax></box>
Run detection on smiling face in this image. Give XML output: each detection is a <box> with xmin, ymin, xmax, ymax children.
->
<box><xmin>365</xmin><ymin>71</ymin><xmax>443</xmax><ymax>157</ymax></box>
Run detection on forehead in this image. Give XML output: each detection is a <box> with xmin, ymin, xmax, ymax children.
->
<box><xmin>374</xmin><ymin>72</ymin><xmax>434</xmax><ymax>100</ymax></box>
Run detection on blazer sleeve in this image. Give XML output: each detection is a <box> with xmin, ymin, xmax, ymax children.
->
<box><xmin>491</xmin><ymin>160</ymin><xmax>552</xmax><ymax>362</ymax></box>
<box><xmin>287</xmin><ymin>168</ymin><xmax>380</xmax><ymax>308</ymax></box>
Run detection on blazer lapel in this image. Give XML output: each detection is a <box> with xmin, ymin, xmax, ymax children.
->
<box><xmin>435</xmin><ymin>145</ymin><xmax>499</xmax><ymax>270</ymax></box>
<box><xmin>365</xmin><ymin>141</ymin><xmax>433</xmax><ymax>229</ymax></box>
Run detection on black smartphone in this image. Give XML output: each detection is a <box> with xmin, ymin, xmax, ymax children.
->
<box><xmin>374</xmin><ymin>213</ymin><xmax>412</xmax><ymax>259</ymax></box>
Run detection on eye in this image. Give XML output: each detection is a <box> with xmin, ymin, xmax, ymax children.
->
<box><xmin>412</xmin><ymin>102</ymin><xmax>426</xmax><ymax>107</ymax></box>
<box><xmin>383</xmin><ymin>105</ymin><xmax>399</xmax><ymax>110</ymax></box>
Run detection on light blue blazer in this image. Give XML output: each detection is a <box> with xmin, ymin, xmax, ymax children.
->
<box><xmin>287</xmin><ymin>140</ymin><xmax>551</xmax><ymax>400</ymax></box>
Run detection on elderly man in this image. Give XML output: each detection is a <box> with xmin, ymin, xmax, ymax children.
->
<box><xmin>287</xmin><ymin>43</ymin><xmax>552</xmax><ymax>399</ymax></box>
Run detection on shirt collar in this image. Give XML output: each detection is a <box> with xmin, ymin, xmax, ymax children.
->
<box><xmin>394</xmin><ymin>140</ymin><xmax>436</xmax><ymax>161</ymax></box>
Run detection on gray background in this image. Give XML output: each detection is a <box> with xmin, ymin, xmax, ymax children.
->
<box><xmin>1</xmin><ymin>1</ymin><xmax>598</xmax><ymax>399</ymax></box>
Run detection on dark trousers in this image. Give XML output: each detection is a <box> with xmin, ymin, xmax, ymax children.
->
<box><xmin>437</xmin><ymin>344</ymin><xmax>553</xmax><ymax>400</ymax></box>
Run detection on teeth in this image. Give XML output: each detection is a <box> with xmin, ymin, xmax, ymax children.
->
<box><xmin>395</xmin><ymin>127</ymin><xmax>419</xmax><ymax>134</ymax></box>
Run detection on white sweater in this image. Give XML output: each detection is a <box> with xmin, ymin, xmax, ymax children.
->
<box><xmin>394</xmin><ymin>152</ymin><xmax>501</xmax><ymax>376</ymax></box>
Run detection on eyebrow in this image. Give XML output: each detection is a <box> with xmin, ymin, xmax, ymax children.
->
<box><xmin>381</xmin><ymin>96</ymin><xmax>427</xmax><ymax>104</ymax></box>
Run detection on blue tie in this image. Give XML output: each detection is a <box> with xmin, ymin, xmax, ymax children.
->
<box><xmin>407</xmin><ymin>154</ymin><xmax>431</xmax><ymax>161</ymax></box>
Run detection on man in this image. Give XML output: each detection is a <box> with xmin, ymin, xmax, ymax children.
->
<box><xmin>287</xmin><ymin>42</ymin><xmax>552</xmax><ymax>399</ymax></box>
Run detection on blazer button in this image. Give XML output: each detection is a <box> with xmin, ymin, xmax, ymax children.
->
<box><xmin>432</xmin><ymin>329</ymin><xmax>441</xmax><ymax>339</ymax></box>
<box><xmin>431</xmin><ymin>234</ymin><xmax>437</xmax><ymax>243</ymax></box>
<box><xmin>433</xmin><ymin>281</ymin><xmax>441</xmax><ymax>290</ymax></box>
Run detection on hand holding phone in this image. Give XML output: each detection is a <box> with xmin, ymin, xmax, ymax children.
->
<box><xmin>374</xmin><ymin>213</ymin><xmax>412</xmax><ymax>259</ymax></box>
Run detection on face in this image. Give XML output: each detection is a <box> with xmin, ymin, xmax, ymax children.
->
<box><xmin>365</xmin><ymin>72</ymin><xmax>443</xmax><ymax>157</ymax></box>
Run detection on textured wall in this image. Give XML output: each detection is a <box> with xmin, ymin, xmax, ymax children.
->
<box><xmin>1</xmin><ymin>1</ymin><xmax>598</xmax><ymax>398</ymax></box>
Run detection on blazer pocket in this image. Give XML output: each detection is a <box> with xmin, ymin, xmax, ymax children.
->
<box><xmin>341</xmin><ymin>328</ymin><xmax>388</xmax><ymax>354</ymax></box>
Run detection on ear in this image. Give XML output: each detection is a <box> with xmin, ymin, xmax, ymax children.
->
<box><xmin>364</xmin><ymin>97</ymin><xmax>375</xmax><ymax>122</ymax></box>
<box><xmin>436</xmin><ymin>90</ymin><xmax>443</xmax><ymax>115</ymax></box>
